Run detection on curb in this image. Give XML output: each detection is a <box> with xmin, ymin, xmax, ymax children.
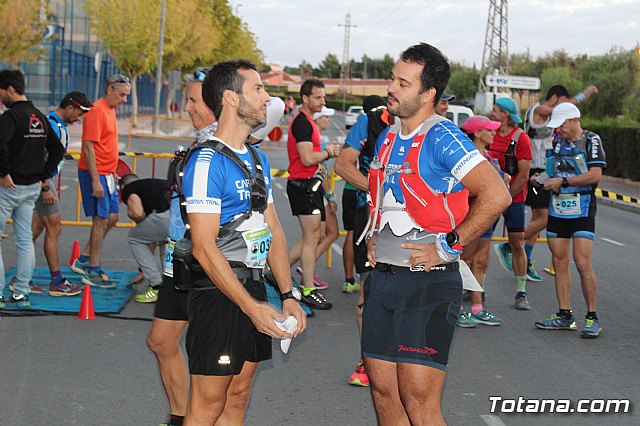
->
<box><xmin>598</xmin><ymin>197</ymin><xmax>640</xmax><ymax>215</ymax></box>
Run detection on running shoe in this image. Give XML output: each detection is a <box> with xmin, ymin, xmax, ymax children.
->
<box><xmin>471</xmin><ymin>309</ymin><xmax>502</xmax><ymax>326</ymax></box>
<box><xmin>514</xmin><ymin>291</ymin><xmax>531</xmax><ymax>310</ymax></box>
<box><xmin>342</xmin><ymin>281</ymin><xmax>361</xmax><ymax>294</ymax></box>
<box><xmin>71</xmin><ymin>258</ymin><xmax>90</xmax><ymax>277</ymax></box>
<box><xmin>456</xmin><ymin>310</ymin><xmax>477</xmax><ymax>328</ymax></box>
<box><xmin>49</xmin><ymin>279</ymin><xmax>83</xmax><ymax>297</ymax></box>
<box><xmin>8</xmin><ymin>293</ymin><xmax>31</xmax><ymax>308</ymax></box>
<box><xmin>9</xmin><ymin>277</ymin><xmax>45</xmax><ymax>294</ymax></box>
<box><xmin>82</xmin><ymin>270</ymin><xmax>116</xmax><ymax>288</ymax></box>
<box><xmin>299</xmin><ymin>286</ymin><xmax>332</xmax><ymax>310</ymax></box>
<box><xmin>526</xmin><ymin>261</ymin><xmax>544</xmax><ymax>282</ymax></box>
<box><xmin>295</xmin><ymin>267</ymin><xmax>328</xmax><ymax>290</ymax></box>
<box><xmin>493</xmin><ymin>242</ymin><xmax>513</xmax><ymax>272</ymax></box>
<box><xmin>535</xmin><ymin>314</ymin><xmax>577</xmax><ymax>330</ymax></box>
<box><xmin>348</xmin><ymin>359</ymin><xmax>370</xmax><ymax>387</ymax></box>
<box><xmin>135</xmin><ymin>286</ymin><xmax>159</xmax><ymax>303</ymax></box>
<box><xmin>0</xmin><ymin>295</ymin><xmax>5</xmax><ymax>309</ymax></box>
<box><xmin>580</xmin><ymin>318</ymin><xmax>601</xmax><ymax>338</ymax></box>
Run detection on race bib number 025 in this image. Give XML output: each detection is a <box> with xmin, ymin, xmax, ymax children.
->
<box><xmin>242</xmin><ymin>227</ymin><xmax>272</xmax><ymax>268</ymax></box>
<box><xmin>553</xmin><ymin>193</ymin><xmax>581</xmax><ymax>216</ymax></box>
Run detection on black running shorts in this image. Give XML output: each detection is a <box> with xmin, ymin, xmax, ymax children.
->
<box><xmin>362</xmin><ymin>268</ymin><xmax>462</xmax><ymax>371</ymax></box>
<box><xmin>153</xmin><ymin>275</ymin><xmax>189</xmax><ymax>321</ymax></box>
<box><xmin>342</xmin><ymin>188</ymin><xmax>357</xmax><ymax>231</ymax></box>
<box><xmin>186</xmin><ymin>278</ymin><xmax>271</xmax><ymax>376</ymax></box>
<box><xmin>286</xmin><ymin>179</ymin><xmax>326</xmax><ymax>221</ymax></box>
<box><xmin>526</xmin><ymin>168</ymin><xmax>551</xmax><ymax>209</ymax></box>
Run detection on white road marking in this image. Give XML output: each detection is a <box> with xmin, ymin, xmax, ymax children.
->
<box><xmin>481</xmin><ymin>415</ymin><xmax>508</xmax><ymax>426</ymax></box>
<box><xmin>274</xmin><ymin>182</ymin><xmax>284</xmax><ymax>190</ymax></box>
<box><xmin>331</xmin><ymin>243</ymin><xmax>343</xmax><ymax>256</ymax></box>
<box><xmin>600</xmin><ymin>237</ymin><xmax>625</xmax><ymax>246</ymax></box>
<box><xmin>60</xmin><ymin>185</ymin><xmax>69</xmax><ymax>191</ymax></box>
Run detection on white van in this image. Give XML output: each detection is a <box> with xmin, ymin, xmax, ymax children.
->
<box><xmin>446</xmin><ymin>105</ymin><xmax>474</xmax><ymax>128</ymax></box>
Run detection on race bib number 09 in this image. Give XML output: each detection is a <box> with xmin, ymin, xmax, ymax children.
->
<box><xmin>552</xmin><ymin>193</ymin><xmax>581</xmax><ymax>216</ymax></box>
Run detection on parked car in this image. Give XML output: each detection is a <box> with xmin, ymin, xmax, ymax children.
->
<box><xmin>345</xmin><ymin>105</ymin><xmax>364</xmax><ymax>129</ymax></box>
<box><xmin>446</xmin><ymin>104</ymin><xmax>474</xmax><ymax>128</ymax></box>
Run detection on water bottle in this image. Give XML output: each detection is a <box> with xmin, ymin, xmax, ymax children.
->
<box><xmin>545</xmin><ymin>149</ymin><xmax>555</xmax><ymax>178</ymax></box>
<box><xmin>173</xmin><ymin>238</ymin><xmax>194</xmax><ymax>290</ymax></box>
<box><xmin>571</xmin><ymin>146</ymin><xmax>588</xmax><ymax>174</ymax></box>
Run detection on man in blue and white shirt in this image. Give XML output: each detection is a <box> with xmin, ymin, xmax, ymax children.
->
<box><xmin>181</xmin><ymin>60</ymin><xmax>306</xmax><ymax>424</ymax></box>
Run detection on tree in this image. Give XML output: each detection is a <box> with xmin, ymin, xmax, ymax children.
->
<box><xmin>447</xmin><ymin>67</ymin><xmax>480</xmax><ymax>102</ymax></box>
<box><xmin>316</xmin><ymin>53</ymin><xmax>341</xmax><ymax>78</ymax></box>
<box><xmin>158</xmin><ymin>0</ymin><xmax>220</xmax><ymax>116</ymax></box>
<box><xmin>0</xmin><ymin>0</ymin><xmax>50</xmax><ymax>67</ymax></box>
<box><xmin>539</xmin><ymin>67</ymin><xmax>583</xmax><ymax>101</ymax></box>
<box><xmin>202</xmin><ymin>0</ymin><xmax>262</xmax><ymax>65</ymax></box>
<box><xmin>86</xmin><ymin>0</ymin><xmax>160</xmax><ymax>125</ymax></box>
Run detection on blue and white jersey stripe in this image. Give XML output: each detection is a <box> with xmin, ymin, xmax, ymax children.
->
<box><xmin>182</xmin><ymin>142</ymin><xmax>273</xmax><ymax>226</ymax></box>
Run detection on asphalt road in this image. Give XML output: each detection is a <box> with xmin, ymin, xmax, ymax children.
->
<box><xmin>1</xmin><ymin>117</ymin><xmax>638</xmax><ymax>425</ymax></box>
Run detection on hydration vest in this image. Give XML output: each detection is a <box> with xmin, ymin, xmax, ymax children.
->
<box><xmin>366</xmin><ymin>115</ymin><xmax>469</xmax><ymax>237</ymax></box>
<box><xmin>173</xmin><ymin>137</ymin><xmax>268</xmax><ymax>239</ymax></box>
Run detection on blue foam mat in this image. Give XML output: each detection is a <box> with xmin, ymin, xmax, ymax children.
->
<box><xmin>2</xmin><ymin>267</ymin><xmax>135</xmax><ymax>313</ymax></box>
<box><xmin>264</xmin><ymin>274</ymin><xmax>314</xmax><ymax>317</ymax></box>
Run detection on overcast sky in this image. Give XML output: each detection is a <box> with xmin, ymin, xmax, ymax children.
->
<box><xmin>235</xmin><ymin>0</ymin><xmax>638</xmax><ymax>71</ymax></box>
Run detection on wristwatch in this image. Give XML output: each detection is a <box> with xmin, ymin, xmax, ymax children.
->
<box><xmin>562</xmin><ymin>177</ymin><xmax>570</xmax><ymax>188</ymax></box>
<box><xmin>41</xmin><ymin>185</ymin><xmax>51</xmax><ymax>192</ymax></box>
<box><xmin>445</xmin><ymin>230</ymin><xmax>464</xmax><ymax>251</ymax></box>
<box><xmin>281</xmin><ymin>287</ymin><xmax>302</xmax><ymax>302</ymax></box>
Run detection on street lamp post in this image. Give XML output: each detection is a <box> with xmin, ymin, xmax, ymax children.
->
<box><xmin>153</xmin><ymin>0</ymin><xmax>167</xmax><ymax>134</ymax></box>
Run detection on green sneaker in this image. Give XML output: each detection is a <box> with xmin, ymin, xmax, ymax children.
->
<box><xmin>135</xmin><ymin>286</ymin><xmax>159</xmax><ymax>303</ymax></box>
<box><xmin>471</xmin><ymin>309</ymin><xmax>503</xmax><ymax>326</ymax></box>
<box><xmin>456</xmin><ymin>310</ymin><xmax>477</xmax><ymax>328</ymax></box>
<box><xmin>71</xmin><ymin>258</ymin><xmax>90</xmax><ymax>277</ymax></box>
<box><xmin>342</xmin><ymin>281</ymin><xmax>361</xmax><ymax>294</ymax></box>
<box><xmin>81</xmin><ymin>270</ymin><xmax>115</xmax><ymax>288</ymax></box>
<box><xmin>0</xmin><ymin>295</ymin><xmax>5</xmax><ymax>309</ymax></box>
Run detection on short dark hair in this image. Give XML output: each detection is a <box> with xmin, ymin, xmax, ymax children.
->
<box><xmin>0</xmin><ymin>69</ymin><xmax>26</xmax><ymax>95</ymax></box>
<box><xmin>59</xmin><ymin>91</ymin><xmax>92</xmax><ymax>110</ymax></box>
<box><xmin>119</xmin><ymin>173</ymin><xmax>138</xmax><ymax>187</ymax></box>
<box><xmin>545</xmin><ymin>85</ymin><xmax>570</xmax><ymax>101</ymax></box>
<box><xmin>300</xmin><ymin>79</ymin><xmax>324</xmax><ymax>99</ymax></box>
<box><xmin>202</xmin><ymin>60</ymin><xmax>257</xmax><ymax>118</ymax></box>
<box><xmin>399</xmin><ymin>43</ymin><xmax>451</xmax><ymax>107</ymax></box>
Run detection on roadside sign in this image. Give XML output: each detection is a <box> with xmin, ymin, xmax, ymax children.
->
<box><xmin>485</xmin><ymin>75</ymin><xmax>540</xmax><ymax>90</ymax></box>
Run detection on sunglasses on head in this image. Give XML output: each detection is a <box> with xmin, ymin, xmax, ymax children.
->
<box><xmin>193</xmin><ymin>69</ymin><xmax>208</xmax><ymax>82</ymax></box>
<box><xmin>69</xmin><ymin>97</ymin><xmax>91</xmax><ymax>112</ymax></box>
<box><xmin>108</xmin><ymin>74</ymin><xmax>130</xmax><ymax>86</ymax></box>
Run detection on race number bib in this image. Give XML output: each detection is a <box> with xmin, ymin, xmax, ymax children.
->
<box><xmin>106</xmin><ymin>174</ymin><xmax>116</xmax><ymax>194</ymax></box>
<box><xmin>242</xmin><ymin>227</ymin><xmax>272</xmax><ymax>268</ymax></box>
<box><xmin>552</xmin><ymin>193</ymin><xmax>581</xmax><ymax>216</ymax></box>
<box><xmin>163</xmin><ymin>240</ymin><xmax>175</xmax><ymax>277</ymax></box>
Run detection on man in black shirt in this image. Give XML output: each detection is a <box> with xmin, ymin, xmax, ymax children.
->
<box><xmin>119</xmin><ymin>174</ymin><xmax>170</xmax><ymax>303</ymax></box>
<box><xmin>0</xmin><ymin>69</ymin><xmax>64</xmax><ymax>309</ymax></box>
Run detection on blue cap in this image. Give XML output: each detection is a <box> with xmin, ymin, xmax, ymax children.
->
<box><xmin>495</xmin><ymin>98</ymin><xmax>522</xmax><ymax>124</ymax></box>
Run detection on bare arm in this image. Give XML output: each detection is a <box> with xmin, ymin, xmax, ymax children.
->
<box><xmin>297</xmin><ymin>141</ymin><xmax>331</xmax><ymax>167</ymax></box>
<box><xmin>82</xmin><ymin>141</ymin><xmax>104</xmax><ymax>198</ymax></box>
<box><xmin>264</xmin><ymin>204</ymin><xmax>307</xmax><ymax>335</ymax></box>
<box><xmin>335</xmin><ymin>146</ymin><xmax>368</xmax><ymax>191</ymax></box>
<box><xmin>125</xmin><ymin>194</ymin><xmax>146</xmax><ymax>223</ymax></box>
<box><xmin>189</xmin><ymin>212</ymin><xmax>288</xmax><ymax>338</ymax></box>
<box><xmin>403</xmin><ymin>161</ymin><xmax>512</xmax><ymax>268</ymax></box>
<box><xmin>543</xmin><ymin>166</ymin><xmax>603</xmax><ymax>193</ymax></box>
<box><xmin>509</xmin><ymin>159</ymin><xmax>531</xmax><ymax>198</ymax></box>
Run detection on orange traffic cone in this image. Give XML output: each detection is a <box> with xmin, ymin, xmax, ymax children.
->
<box><xmin>69</xmin><ymin>240</ymin><xmax>81</xmax><ymax>266</ymax></box>
<box><xmin>78</xmin><ymin>285</ymin><xmax>96</xmax><ymax>320</ymax></box>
